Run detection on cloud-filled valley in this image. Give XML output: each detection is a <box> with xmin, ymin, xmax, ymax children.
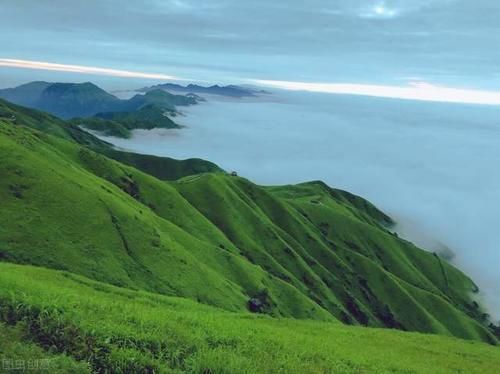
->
<box><xmin>98</xmin><ymin>91</ymin><xmax>500</xmax><ymax>319</ymax></box>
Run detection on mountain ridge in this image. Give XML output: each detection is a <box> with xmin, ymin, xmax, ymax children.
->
<box><xmin>139</xmin><ymin>82</ymin><xmax>270</xmax><ymax>98</ymax></box>
<box><xmin>0</xmin><ymin>82</ymin><xmax>200</xmax><ymax>119</ymax></box>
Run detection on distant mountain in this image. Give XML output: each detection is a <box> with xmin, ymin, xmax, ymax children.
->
<box><xmin>0</xmin><ymin>81</ymin><xmax>51</xmax><ymax>107</ymax></box>
<box><xmin>140</xmin><ymin>83</ymin><xmax>270</xmax><ymax>98</ymax></box>
<box><xmin>37</xmin><ymin>82</ymin><xmax>122</xmax><ymax>118</ymax></box>
<box><xmin>72</xmin><ymin>104</ymin><xmax>181</xmax><ymax>138</ymax></box>
<box><xmin>125</xmin><ymin>89</ymin><xmax>198</xmax><ymax>111</ymax></box>
<box><xmin>0</xmin><ymin>82</ymin><xmax>200</xmax><ymax>119</ymax></box>
<box><xmin>71</xmin><ymin>90</ymin><xmax>197</xmax><ymax>138</ymax></box>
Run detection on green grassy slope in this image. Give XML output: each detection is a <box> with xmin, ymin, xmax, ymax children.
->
<box><xmin>174</xmin><ymin>175</ymin><xmax>495</xmax><ymax>342</ymax></box>
<box><xmin>0</xmin><ymin>118</ymin><xmax>495</xmax><ymax>344</ymax></box>
<box><xmin>0</xmin><ymin>98</ymin><xmax>70</xmax><ymax>139</ymax></box>
<box><xmin>0</xmin><ymin>322</ymin><xmax>90</xmax><ymax>373</ymax></box>
<box><xmin>102</xmin><ymin>149</ymin><xmax>222</xmax><ymax>181</ymax></box>
<box><xmin>0</xmin><ymin>121</ymin><xmax>331</xmax><ymax>321</ymax></box>
<box><xmin>0</xmin><ymin>97</ymin><xmax>222</xmax><ymax>180</ymax></box>
<box><xmin>1</xmin><ymin>262</ymin><xmax>499</xmax><ymax>373</ymax></box>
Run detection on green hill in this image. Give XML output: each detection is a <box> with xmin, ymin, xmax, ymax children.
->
<box><xmin>102</xmin><ymin>149</ymin><xmax>223</xmax><ymax>181</ymax></box>
<box><xmin>0</xmin><ymin>100</ymin><xmax>499</xmax><ymax>371</ymax></box>
<box><xmin>0</xmin><ymin>98</ymin><xmax>220</xmax><ymax>180</ymax></box>
<box><xmin>86</xmin><ymin>104</ymin><xmax>181</xmax><ymax>138</ymax></box>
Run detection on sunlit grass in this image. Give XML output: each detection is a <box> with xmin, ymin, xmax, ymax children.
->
<box><xmin>1</xmin><ymin>263</ymin><xmax>499</xmax><ymax>373</ymax></box>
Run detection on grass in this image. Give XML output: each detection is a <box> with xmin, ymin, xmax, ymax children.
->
<box><xmin>0</xmin><ymin>322</ymin><xmax>90</xmax><ymax>373</ymax></box>
<box><xmin>0</xmin><ymin>97</ymin><xmax>223</xmax><ymax>181</ymax></box>
<box><xmin>103</xmin><ymin>149</ymin><xmax>222</xmax><ymax>181</ymax></box>
<box><xmin>0</xmin><ymin>262</ymin><xmax>499</xmax><ymax>373</ymax></box>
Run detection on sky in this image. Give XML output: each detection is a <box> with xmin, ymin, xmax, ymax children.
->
<box><xmin>1</xmin><ymin>0</ymin><xmax>500</xmax><ymax>91</ymax></box>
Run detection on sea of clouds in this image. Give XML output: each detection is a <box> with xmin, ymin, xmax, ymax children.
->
<box><xmin>99</xmin><ymin>90</ymin><xmax>500</xmax><ymax>319</ymax></box>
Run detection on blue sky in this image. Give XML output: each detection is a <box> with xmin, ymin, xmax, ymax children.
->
<box><xmin>1</xmin><ymin>1</ymin><xmax>500</xmax><ymax>91</ymax></box>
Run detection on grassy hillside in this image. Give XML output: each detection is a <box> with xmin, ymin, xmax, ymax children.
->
<box><xmin>0</xmin><ymin>97</ymin><xmax>71</xmax><ymax>139</ymax></box>
<box><xmin>103</xmin><ymin>149</ymin><xmax>222</xmax><ymax>181</ymax></box>
<box><xmin>0</xmin><ymin>322</ymin><xmax>90</xmax><ymax>373</ymax></box>
<box><xmin>1</xmin><ymin>262</ymin><xmax>499</xmax><ymax>373</ymax></box>
<box><xmin>0</xmin><ymin>115</ymin><xmax>496</xmax><ymax>344</ymax></box>
<box><xmin>0</xmin><ymin>98</ymin><xmax>221</xmax><ymax>180</ymax></box>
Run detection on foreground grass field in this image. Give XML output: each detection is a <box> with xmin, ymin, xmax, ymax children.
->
<box><xmin>1</xmin><ymin>262</ymin><xmax>499</xmax><ymax>373</ymax></box>
<box><xmin>0</xmin><ymin>323</ymin><xmax>90</xmax><ymax>373</ymax></box>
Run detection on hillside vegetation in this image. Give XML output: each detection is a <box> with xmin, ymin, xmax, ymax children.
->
<box><xmin>0</xmin><ymin>98</ymin><xmax>219</xmax><ymax>181</ymax></box>
<box><xmin>0</xmin><ymin>99</ymin><xmax>499</xmax><ymax>372</ymax></box>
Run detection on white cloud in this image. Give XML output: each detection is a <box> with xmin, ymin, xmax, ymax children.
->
<box><xmin>0</xmin><ymin>58</ymin><xmax>182</xmax><ymax>81</ymax></box>
<box><xmin>252</xmin><ymin>79</ymin><xmax>500</xmax><ymax>106</ymax></box>
<box><xmin>360</xmin><ymin>2</ymin><xmax>399</xmax><ymax>18</ymax></box>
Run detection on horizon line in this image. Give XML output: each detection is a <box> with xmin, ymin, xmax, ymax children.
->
<box><xmin>251</xmin><ymin>79</ymin><xmax>500</xmax><ymax>106</ymax></box>
<box><xmin>3</xmin><ymin>58</ymin><xmax>500</xmax><ymax>106</ymax></box>
<box><xmin>0</xmin><ymin>58</ymin><xmax>183</xmax><ymax>81</ymax></box>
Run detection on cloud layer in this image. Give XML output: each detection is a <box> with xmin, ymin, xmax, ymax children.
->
<box><xmin>96</xmin><ymin>92</ymin><xmax>500</xmax><ymax>319</ymax></box>
<box><xmin>0</xmin><ymin>59</ymin><xmax>180</xmax><ymax>81</ymax></box>
<box><xmin>253</xmin><ymin>79</ymin><xmax>500</xmax><ymax>105</ymax></box>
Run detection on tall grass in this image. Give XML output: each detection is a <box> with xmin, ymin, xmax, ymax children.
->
<box><xmin>0</xmin><ymin>263</ymin><xmax>499</xmax><ymax>373</ymax></box>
